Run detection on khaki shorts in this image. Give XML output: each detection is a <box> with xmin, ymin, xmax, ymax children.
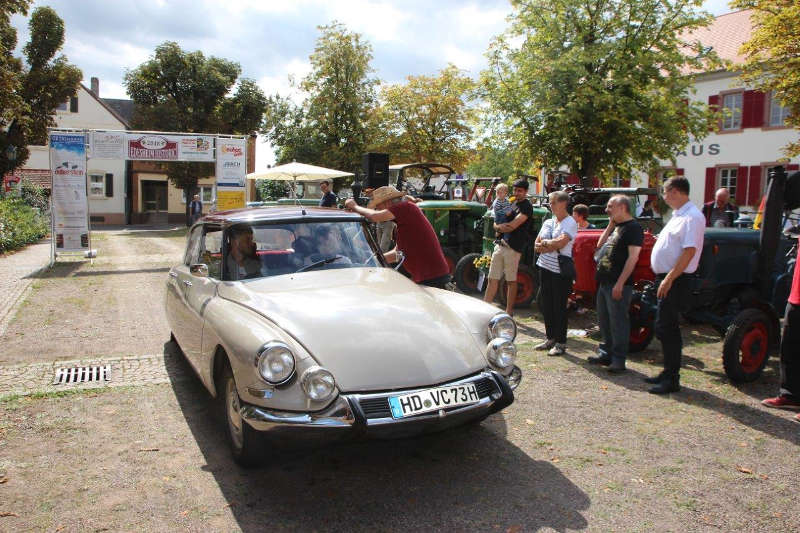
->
<box><xmin>488</xmin><ymin>243</ymin><xmax>521</xmax><ymax>281</ymax></box>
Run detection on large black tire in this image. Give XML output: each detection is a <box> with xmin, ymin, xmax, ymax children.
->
<box><xmin>628</xmin><ymin>291</ymin><xmax>655</xmax><ymax>353</ymax></box>
<box><xmin>454</xmin><ymin>252</ymin><xmax>482</xmax><ymax>294</ymax></box>
<box><xmin>220</xmin><ymin>362</ymin><xmax>266</xmax><ymax>467</ymax></box>
<box><xmin>498</xmin><ymin>264</ymin><xmax>537</xmax><ymax>308</ymax></box>
<box><xmin>722</xmin><ymin>308</ymin><xmax>772</xmax><ymax>383</ymax></box>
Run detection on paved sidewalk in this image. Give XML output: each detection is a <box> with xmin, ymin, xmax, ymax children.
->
<box><xmin>0</xmin><ymin>240</ymin><xmax>51</xmax><ymax>337</ymax></box>
<box><xmin>0</xmin><ymin>351</ymin><xmax>191</xmax><ymax>397</ymax></box>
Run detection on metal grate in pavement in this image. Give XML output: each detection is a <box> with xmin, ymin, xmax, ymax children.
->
<box><xmin>53</xmin><ymin>365</ymin><xmax>111</xmax><ymax>385</ymax></box>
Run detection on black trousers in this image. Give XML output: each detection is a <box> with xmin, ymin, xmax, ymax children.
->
<box><xmin>420</xmin><ymin>273</ymin><xmax>451</xmax><ymax>289</ymax></box>
<box><xmin>654</xmin><ymin>274</ymin><xmax>691</xmax><ymax>380</ymax></box>
<box><xmin>537</xmin><ymin>267</ymin><xmax>571</xmax><ymax>344</ymax></box>
<box><xmin>780</xmin><ymin>302</ymin><xmax>800</xmax><ymax>400</ymax></box>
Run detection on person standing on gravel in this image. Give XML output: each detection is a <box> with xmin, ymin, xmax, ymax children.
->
<box><xmin>645</xmin><ymin>176</ymin><xmax>704</xmax><ymax>394</ymax></box>
<box><xmin>761</xmin><ymin>238</ymin><xmax>800</xmax><ymax>420</ymax></box>
<box><xmin>588</xmin><ymin>195</ymin><xmax>643</xmax><ymax>373</ymax></box>
<box><xmin>533</xmin><ymin>190</ymin><xmax>578</xmax><ymax>356</ymax></box>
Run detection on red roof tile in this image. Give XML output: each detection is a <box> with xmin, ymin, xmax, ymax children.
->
<box><xmin>684</xmin><ymin>9</ymin><xmax>753</xmax><ymax>70</ymax></box>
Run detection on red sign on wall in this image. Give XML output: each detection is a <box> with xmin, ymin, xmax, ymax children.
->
<box><xmin>128</xmin><ymin>135</ymin><xmax>179</xmax><ymax>160</ymax></box>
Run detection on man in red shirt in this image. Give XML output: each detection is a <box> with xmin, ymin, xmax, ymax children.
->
<box><xmin>344</xmin><ymin>186</ymin><xmax>451</xmax><ymax>288</ymax></box>
<box><xmin>762</xmin><ymin>256</ymin><xmax>800</xmax><ymax>422</ymax></box>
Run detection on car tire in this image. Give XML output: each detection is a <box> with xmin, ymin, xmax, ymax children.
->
<box><xmin>220</xmin><ymin>362</ymin><xmax>265</xmax><ymax>467</ymax></box>
<box><xmin>454</xmin><ymin>252</ymin><xmax>482</xmax><ymax>294</ymax></box>
<box><xmin>498</xmin><ymin>264</ymin><xmax>537</xmax><ymax>308</ymax></box>
<box><xmin>723</xmin><ymin>308</ymin><xmax>772</xmax><ymax>383</ymax></box>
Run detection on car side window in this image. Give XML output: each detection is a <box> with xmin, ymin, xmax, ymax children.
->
<box><xmin>201</xmin><ymin>227</ymin><xmax>223</xmax><ymax>279</ymax></box>
<box><xmin>184</xmin><ymin>226</ymin><xmax>203</xmax><ymax>266</ymax></box>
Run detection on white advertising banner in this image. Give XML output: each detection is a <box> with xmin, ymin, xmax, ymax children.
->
<box><xmin>126</xmin><ymin>133</ymin><xmax>215</xmax><ymax>161</ymax></box>
<box><xmin>89</xmin><ymin>131</ymin><xmax>126</xmax><ymax>160</ymax></box>
<box><xmin>49</xmin><ymin>133</ymin><xmax>89</xmax><ymax>252</ymax></box>
<box><xmin>215</xmin><ymin>137</ymin><xmax>247</xmax><ymax>187</ymax></box>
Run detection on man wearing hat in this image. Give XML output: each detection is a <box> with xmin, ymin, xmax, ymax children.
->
<box><xmin>344</xmin><ymin>186</ymin><xmax>450</xmax><ymax>288</ymax></box>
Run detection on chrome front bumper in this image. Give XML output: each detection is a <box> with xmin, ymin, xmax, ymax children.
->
<box><xmin>240</xmin><ymin>368</ymin><xmax>519</xmax><ymax>439</ymax></box>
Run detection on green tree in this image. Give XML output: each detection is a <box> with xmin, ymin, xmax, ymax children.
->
<box><xmin>732</xmin><ymin>0</ymin><xmax>800</xmax><ymax>156</ymax></box>
<box><xmin>466</xmin><ymin>141</ymin><xmax>518</xmax><ymax>179</ymax></box>
<box><xmin>262</xmin><ymin>22</ymin><xmax>378</xmax><ymax>174</ymax></box>
<box><xmin>482</xmin><ymin>0</ymin><xmax>719</xmax><ymax>184</ymax></box>
<box><xmin>0</xmin><ymin>3</ymin><xmax>82</xmax><ymax>175</ymax></box>
<box><xmin>376</xmin><ymin>65</ymin><xmax>476</xmax><ymax>171</ymax></box>
<box><xmin>124</xmin><ymin>41</ymin><xmax>267</xmax><ymax>224</ymax></box>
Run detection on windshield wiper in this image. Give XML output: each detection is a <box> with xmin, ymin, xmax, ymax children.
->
<box><xmin>296</xmin><ymin>255</ymin><xmax>345</xmax><ymax>273</ymax></box>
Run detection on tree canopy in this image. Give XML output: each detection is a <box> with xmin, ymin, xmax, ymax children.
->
<box><xmin>376</xmin><ymin>65</ymin><xmax>476</xmax><ymax>171</ymax></box>
<box><xmin>262</xmin><ymin>22</ymin><xmax>378</xmax><ymax>173</ymax></box>
<box><xmin>124</xmin><ymin>41</ymin><xmax>267</xmax><ymax>222</ymax></box>
<box><xmin>0</xmin><ymin>2</ymin><xmax>82</xmax><ymax>175</ymax></box>
<box><xmin>732</xmin><ymin>0</ymin><xmax>800</xmax><ymax>156</ymax></box>
<box><xmin>482</xmin><ymin>0</ymin><xmax>718</xmax><ymax>184</ymax></box>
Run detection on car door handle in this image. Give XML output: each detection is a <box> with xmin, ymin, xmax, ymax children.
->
<box><xmin>169</xmin><ymin>272</ymin><xmax>178</xmax><ymax>278</ymax></box>
<box><xmin>182</xmin><ymin>280</ymin><xmax>193</xmax><ymax>287</ymax></box>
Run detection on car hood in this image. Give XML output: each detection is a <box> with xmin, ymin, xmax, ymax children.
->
<box><xmin>217</xmin><ymin>268</ymin><xmax>487</xmax><ymax>392</ymax></box>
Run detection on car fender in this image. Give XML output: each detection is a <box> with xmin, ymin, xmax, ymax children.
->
<box><xmin>200</xmin><ymin>297</ymin><xmax>336</xmax><ymax>412</ymax></box>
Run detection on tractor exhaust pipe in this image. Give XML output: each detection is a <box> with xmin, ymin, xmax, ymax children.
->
<box><xmin>758</xmin><ymin>166</ymin><xmax>787</xmax><ymax>296</ymax></box>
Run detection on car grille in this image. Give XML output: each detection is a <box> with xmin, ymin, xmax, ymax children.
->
<box><xmin>356</xmin><ymin>376</ymin><xmax>498</xmax><ymax>420</ymax></box>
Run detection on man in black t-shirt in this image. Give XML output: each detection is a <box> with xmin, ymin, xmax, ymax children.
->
<box><xmin>484</xmin><ymin>179</ymin><xmax>533</xmax><ymax>315</ymax></box>
<box><xmin>588</xmin><ymin>195</ymin><xmax>643</xmax><ymax>372</ymax></box>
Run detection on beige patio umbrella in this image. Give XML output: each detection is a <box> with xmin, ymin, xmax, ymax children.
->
<box><xmin>246</xmin><ymin>161</ymin><xmax>354</xmax><ymax>181</ymax></box>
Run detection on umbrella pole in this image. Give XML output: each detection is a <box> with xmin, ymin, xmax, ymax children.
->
<box><xmin>292</xmin><ymin>177</ymin><xmax>298</xmax><ymax>205</ymax></box>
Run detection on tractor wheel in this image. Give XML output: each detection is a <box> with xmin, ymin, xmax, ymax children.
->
<box><xmin>722</xmin><ymin>308</ymin><xmax>772</xmax><ymax>382</ymax></box>
<box><xmin>499</xmin><ymin>264</ymin><xmax>537</xmax><ymax>308</ymax></box>
<box><xmin>454</xmin><ymin>253</ymin><xmax>482</xmax><ymax>294</ymax></box>
<box><xmin>628</xmin><ymin>291</ymin><xmax>654</xmax><ymax>353</ymax></box>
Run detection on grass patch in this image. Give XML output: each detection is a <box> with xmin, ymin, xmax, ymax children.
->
<box><xmin>0</xmin><ymin>386</ymin><xmax>117</xmax><ymax>405</ymax></box>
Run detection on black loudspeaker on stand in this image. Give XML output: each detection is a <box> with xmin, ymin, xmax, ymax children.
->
<box><xmin>362</xmin><ymin>152</ymin><xmax>389</xmax><ymax>189</ymax></box>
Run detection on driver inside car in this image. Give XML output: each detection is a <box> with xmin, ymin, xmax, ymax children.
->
<box><xmin>226</xmin><ymin>225</ymin><xmax>263</xmax><ymax>280</ymax></box>
<box><xmin>309</xmin><ymin>225</ymin><xmax>352</xmax><ymax>265</ymax></box>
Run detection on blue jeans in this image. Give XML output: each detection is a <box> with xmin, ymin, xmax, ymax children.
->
<box><xmin>596</xmin><ymin>283</ymin><xmax>633</xmax><ymax>365</ymax></box>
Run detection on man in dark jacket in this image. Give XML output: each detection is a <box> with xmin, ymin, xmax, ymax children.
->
<box><xmin>702</xmin><ymin>188</ymin><xmax>738</xmax><ymax>227</ymax></box>
<box><xmin>319</xmin><ymin>180</ymin><xmax>338</xmax><ymax>207</ymax></box>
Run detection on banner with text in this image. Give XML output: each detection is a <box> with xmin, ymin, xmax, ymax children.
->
<box><xmin>89</xmin><ymin>132</ymin><xmax>215</xmax><ymax>162</ymax></box>
<box><xmin>50</xmin><ymin>133</ymin><xmax>89</xmax><ymax>252</ymax></box>
<box><xmin>215</xmin><ymin>137</ymin><xmax>247</xmax><ymax>187</ymax></box>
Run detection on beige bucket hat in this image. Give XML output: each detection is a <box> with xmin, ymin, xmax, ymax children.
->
<box><xmin>367</xmin><ymin>185</ymin><xmax>405</xmax><ymax>209</ymax></box>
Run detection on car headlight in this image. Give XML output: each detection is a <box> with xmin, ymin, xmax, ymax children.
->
<box><xmin>486</xmin><ymin>338</ymin><xmax>516</xmax><ymax>370</ymax></box>
<box><xmin>300</xmin><ymin>366</ymin><xmax>336</xmax><ymax>401</ymax></box>
<box><xmin>488</xmin><ymin>313</ymin><xmax>517</xmax><ymax>341</ymax></box>
<box><xmin>256</xmin><ymin>341</ymin><xmax>296</xmax><ymax>385</ymax></box>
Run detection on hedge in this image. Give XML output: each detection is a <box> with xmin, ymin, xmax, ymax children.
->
<box><xmin>0</xmin><ymin>197</ymin><xmax>49</xmax><ymax>253</ymax></box>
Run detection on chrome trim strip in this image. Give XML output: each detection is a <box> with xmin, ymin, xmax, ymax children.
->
<box><xmin>240</xmin><ymin>395</ymin><xmax>354</xmax><ymax>430</ymax></box>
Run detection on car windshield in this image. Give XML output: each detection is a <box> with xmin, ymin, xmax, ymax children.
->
<box><xmin>223</xmin><ymin>220</ymin><xmax>381</xmax><ymax>281</ymax></box>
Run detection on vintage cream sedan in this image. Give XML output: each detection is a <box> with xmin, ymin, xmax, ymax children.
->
<box><xmin>166</xmin><ymin>207</ymin><xmax>522</xmax><ymax>466</ymax></box>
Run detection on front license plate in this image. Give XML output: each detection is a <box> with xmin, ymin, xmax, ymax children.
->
<box><xmin>388</xmin><ymin>383</ymin><xmax>479</xmax><ymax>419</ymax></box>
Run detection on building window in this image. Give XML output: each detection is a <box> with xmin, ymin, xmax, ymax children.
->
<box><xmin>769</xmin><ymin>93</ymin><xmax>790</xmax><ymax>127</ymax></box>
<box><xmin>722</xmin><ymin>92</ymin><xmax>742</xmax><ymax>130</ymax></box>
<box><xmin>182</xmin><ymin>185</ymin><xmax>215</xmax><ymax>204</ymax></box>
<box><xmin>718</xmin><ymin>168</ymin><xmax>737</xmax><ymax>199</ymax></box>
<box><xmin>89</xmin><ymin>173</ymin><xmax>105</xmax><ymax>197</ymax></box>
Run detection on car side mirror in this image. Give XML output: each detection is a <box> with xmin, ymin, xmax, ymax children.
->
<box><xmin>190</xmin><ymin>263</ymin><xmax>209</xmax><ymax>277</ymax></box>
<box><xmin>394</xmin><ymin>250</ymin><xmax>406</xmax><ymax>270</ymax></box>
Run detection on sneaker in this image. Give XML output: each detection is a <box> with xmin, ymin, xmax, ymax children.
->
<box><xmin>548</xmin><ymin>343</ymin><xmax>566</xmax><ymax>356</ymax></box>
<box><xmin>534</xmin><ymin>339</ymin><xmax>556</xmax><ymax>351</ymax></box>
<box><xmin>761</xmin><ymin>396</ymin><xmax>800</xmax><ymax>411</ymax></box>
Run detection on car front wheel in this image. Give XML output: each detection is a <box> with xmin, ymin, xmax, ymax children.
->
<box><xmin>221</xmin><ymin>362</ymin><xmax>265</xmax><ymax>467</ymax></box>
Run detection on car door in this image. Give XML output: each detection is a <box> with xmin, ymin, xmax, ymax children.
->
<box><xmin>167</xmin><ymin>225</ymin><xmax>202</xmax><ymax>350</ymax></box>
<box><xmin>177</xmin><ymin>225</ymin><xmax>223</xmax><ymax>368</ymax></box>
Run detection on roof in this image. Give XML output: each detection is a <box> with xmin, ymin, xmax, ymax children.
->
<box><xmin>683</xmin><ymin>9</ymin><xmax>753</xmax><ymax>71</ymax></box>
<box><xmin>389</xmin><ymin>162</ymin><xmax>455</xmax><ymax>175</ymax></box>
<box><xmin>199</xmin><ymin>206</ymin><xmax>363</xmax><ymax>225</ymax></box>
<box><xmin>101</xmin><ymin>98</ymin><xmax>135</xmax><ymax>126</ymax></box>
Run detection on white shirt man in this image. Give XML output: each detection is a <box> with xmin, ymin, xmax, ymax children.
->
<box><xmin>646</xmin><ymin>176</ymin><xmax>705</xmax><ymax>394</ymax></box>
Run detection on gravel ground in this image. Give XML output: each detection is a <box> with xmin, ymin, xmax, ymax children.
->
<box><xmin>0</xmin><ymin>228</ymin><xmax>798</xmax><ymax>532</ymax></box>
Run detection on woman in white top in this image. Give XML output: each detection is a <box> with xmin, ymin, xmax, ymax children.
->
<box><xmin>534</xmin><ymin>190</ymin><xmax>578</xmax><ymax>355</ymax></box>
